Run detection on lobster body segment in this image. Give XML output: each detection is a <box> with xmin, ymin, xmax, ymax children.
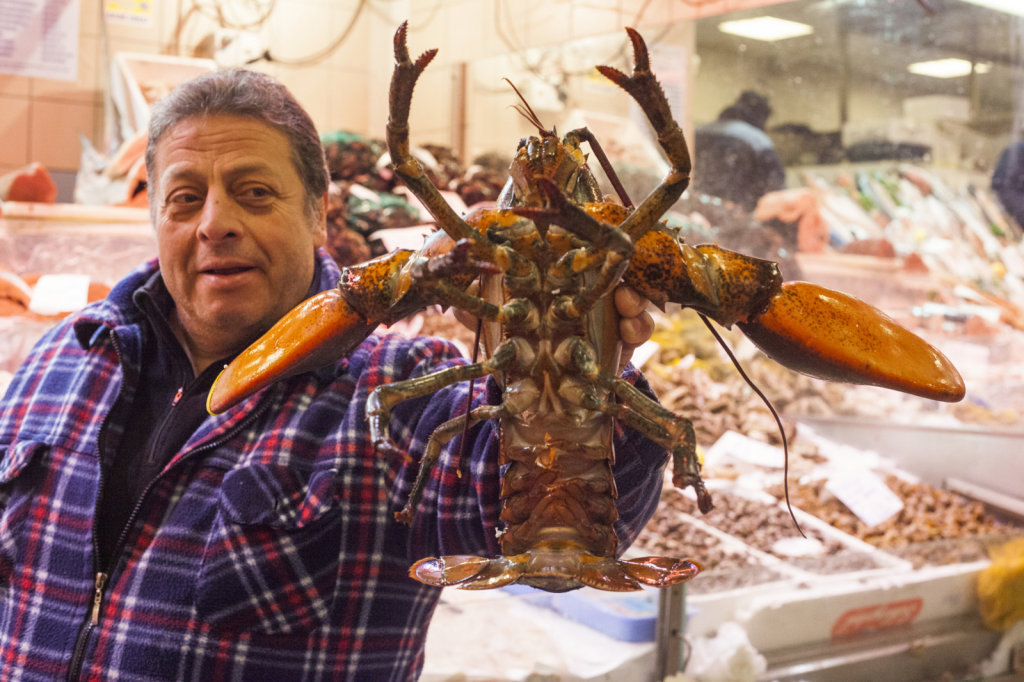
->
<box><xmin>207</xmin><ymin>24</ymin><xmax>963</xmax><ymax>593</ymax></box>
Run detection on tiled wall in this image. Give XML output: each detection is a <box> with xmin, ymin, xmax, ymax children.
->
<box><xmin>0</xmin><ymin>0</ymin><xmax>392</xmax><ymax>187</ymax></box>
<box><xmin>0</xmin><ymin>2</ymin><xmax>103</xmax><ymax>185</ymax></box>
<box><xmin>0</xmin><ymin>0</ymin><xmax>745</xmax><ymax>196</ymax></box>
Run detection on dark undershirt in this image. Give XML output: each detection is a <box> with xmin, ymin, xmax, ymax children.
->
<box><xmin>95</xmin><ymin>268</ymin><xmax>322</xmax><ymax>571</ymax></box>
<box><xmin>95</xmin><ymin>282</ymin><xmax>224</xmax><ymax>569</ymax></box>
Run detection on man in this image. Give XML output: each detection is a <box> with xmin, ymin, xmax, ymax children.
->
<box><xmin>693</xmin><ymin>90</ymin><xmax>786</xmax><ymax>212</ymax></box>
<box><xmin>992</xmin><ymin>138</ymin><xmax>1024</xmax><ymax>230</ymax></box>
<box><xmin>0</xmin><ymin>69</ymin><xmax>667</xmax><ymax>680</ymax></box>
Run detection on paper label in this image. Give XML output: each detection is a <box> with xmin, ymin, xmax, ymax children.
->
<box><xmin>825</xmin><ymin>469</ymin><xmax>904</xmax><ymax>527</ymax></box>
<box><xmin>705</xmin><ymin>430</ymin><xmax>785</xmax><ymax>469</ymax></box>
<box><xmin>28</xmin><ymin>274</ymin><xmax>90</xmax><ymax>316</ymax></box>
<box><xmin>104</xmin><ymin>1</ymin><xmax>154</xmax><ymax>27</ymax></box>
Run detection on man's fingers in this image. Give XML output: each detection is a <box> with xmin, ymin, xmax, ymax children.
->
<box><xmin>614</xmin><ymin>285</ymin><xmax>647</xmax><ymax>319</ymax></box>
<box><xmin>620</xmin><ymin>310</ymin><xmax>654</xmax><ymax>347</ymax></box>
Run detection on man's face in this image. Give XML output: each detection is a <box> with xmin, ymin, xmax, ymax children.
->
<box><xmin>151</xmin><ymin>114</ymin><xmax>326</xmax><ymax>363</ymax></box>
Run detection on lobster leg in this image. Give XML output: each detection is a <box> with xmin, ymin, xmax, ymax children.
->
<box><xmin>207</xmin><ymin>229</ymin><xmax>509</xmax><ymax>414</ymax></box>
<box><xmin>605</xmin><ymin>379</ymin><xmax>711</xmax><ymax>510</ymax></box>
<box><xmin>394</xmin><ymin>403</ymin><xmax>508</xmax><ymax>525</ymax></box>
<box><xmin>387</xmin><ymin>22</ymin><xmax>478</xmax><ymax>244</ymax></box>
<box><xmin>624</xmin><ymin>229</ymin><xmax>965</xmax><ymax>402</ymax></box>
<box><xmin>559</xmin><ymin>335</ymin><xmax>712</xmax><ymax>513</ymax></box>
<box><xmin>596</xmin><ymin>28</ymin><xmax>692</xmax><ymax>242</ymax></box>
<box><xmin>368</xmin><ymin>337</ymin><xmax>525</xmax><ymax>454</ymax></box>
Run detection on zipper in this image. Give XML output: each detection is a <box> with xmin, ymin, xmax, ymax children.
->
<box><xmin>67</xmin><ymin>572</ymin><xmax>107</xmax><ymax>680</ymax></box>
<box><xmin>66</xmin><ymin>328</ymin><xmax>124</xmax><ymax>682</ymax></box>
<box><xmin>88</xmin><ymin>572</ymin><xmax>108</xmax><ymax>625</ymax></box>
<box><xmin>144</xmin><ymin>385</ymin><xmax>186</xmax><ymax>468</ymax></box>
<box><xmin>66</xmin><ymin>362</ymin><xmax>270</xmax><ymax>681</ymax></box>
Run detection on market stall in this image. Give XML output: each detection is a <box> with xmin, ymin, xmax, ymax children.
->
<box><xmin>2</xmin><ymin>0</ymin><xmax>1024</xmax><ymax>680</ymax></box>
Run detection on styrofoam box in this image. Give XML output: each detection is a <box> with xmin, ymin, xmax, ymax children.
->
<box><xmin>502</xmin><ymin>584</ymin><xmax>660</xmax><ymax>642</ymax></box>
<box><xmin>112</xmin><ymin>52</ymin><xmax>217</xmax><ymax>137</ymax></box>
<box><xmin>718</xmin><ymin>559</ymin><xmax>987</xmax><ymax>653</ymax></box>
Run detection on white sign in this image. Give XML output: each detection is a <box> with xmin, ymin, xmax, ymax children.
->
<box><xmin>0</xmin><ymin>0</ymin><xmax>79</xmax><ymax>82</ymax></box>
<box><xmin>705</xmin><ymin>430</ymin><xmax>786</xmax><ymax>469</ymax></box>
<box><xmin>28</xmin><ymin>273</ymin><xmax>90</xmax><ymax>316</ymax></box>
<box><xmin>825</xmin><ymin>469</ymin><xmax>904</xmax><ymax>528</ymax></box>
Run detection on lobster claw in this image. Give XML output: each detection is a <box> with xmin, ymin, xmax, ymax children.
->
<box><xmin>738</xmin><ymin>281</ymin><xmax>965</xmax><ymax>402</ymax></box>
<box><xmin>207</xmin><ymin>288</ymin><xmax>377</xmax><ymax>414</ymax></box>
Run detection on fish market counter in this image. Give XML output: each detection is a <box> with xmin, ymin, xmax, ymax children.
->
<box><xmin>421</xmin><ymin>421</ymin><xmax>1024</xmax><ymax>681</ymax></box>
<box><xmin>0</xmin><ymin>202</ymin><xmax>155</xmax><ymax>381</ymax></box>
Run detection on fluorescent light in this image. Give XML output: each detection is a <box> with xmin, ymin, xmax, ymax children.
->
<box><xmin>958</xmin><ymin>0</ymin><xmax>1024</xmax><ymax>18</ymax></box>
<box><xmin>718</xmin><ymin>17</ymin><xmax>814</xmax><ymax>42</ymax></box>
<box><xmin>907</xmin><ymin>58</ymin><xmax>975</xmax><ymax>78</ymax></box>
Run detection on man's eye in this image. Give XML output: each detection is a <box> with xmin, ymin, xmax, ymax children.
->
<box><xmin>169</xmin><ymin>190</ymin><xmax>202</xmax><ymax>205</ymax></box>
<box><xmin>243</xmin><ymin>185</ymin><xmax>273</xmax><ymax>200</ymax></box>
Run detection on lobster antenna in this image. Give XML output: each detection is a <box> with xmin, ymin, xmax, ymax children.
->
<box><xmin>453</xmin><ymin>315</ymin><xmax>485</xmax><ymax>478</ymax></box>
<box><xmin>502</xmin><ymin>79</ymin><xmax>633</xmax><ymax>208</ymax></box>
<box><xmin>696</xmin><ymin>313</ymin><xmax>806</xmax><ymax>538</ymax></box>
<box><xmin>574</xmin><ymin>128</ymin><xmax>633</xmax><ymax>208</ymax></box>
<box><xmin>503</xmin><ymin>78</ymin><xmax>554</xmax><ymax>137</ymax></box>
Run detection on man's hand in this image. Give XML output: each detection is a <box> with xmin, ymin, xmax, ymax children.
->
<box><xmin>615</xmin><ymin>285</ymin><xmax>655</xmax><ymax>374</ymax></box>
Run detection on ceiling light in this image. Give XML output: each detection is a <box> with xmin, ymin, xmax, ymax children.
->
<box><xmin>718</xmin><ymin>17</ymin><xmax>814</xmax><ymax>42</ymax></box>
<box><xmin>958</xmin><ymin>0</ymin><xmax>1024</xmax><ymax>18</ymax></box>
<box><xmin>907</xmin><ymin>58</ymin><xmax>974</xmax><ymax>78</ymax></box>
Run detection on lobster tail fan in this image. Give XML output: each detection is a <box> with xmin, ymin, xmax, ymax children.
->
<box><xmin>410</xmin><ymin>553</ymin><xmax>700</xmax><ymax>592</ymax></box>
<box><xmin>619</xmin><ymin>556</ymin><xmax>701</xmax><ymax>587</ymax></box>
<box><xmin>408</xmin><ymin>555</ymin><xmax>526</xmax><ymax>589</ymax></box>
<box><xmin>578</xmin><ymin>555</ymin><xmax>701</xmax><ymax>591</ymax></box>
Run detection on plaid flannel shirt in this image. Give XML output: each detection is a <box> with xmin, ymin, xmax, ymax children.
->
<box><xmin>0</xmin><ymin>250</ymin><xmax>668</xmax><ymax>681</ymax></box>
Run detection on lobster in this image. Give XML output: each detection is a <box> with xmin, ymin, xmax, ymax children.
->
<box><xmin>206</xmin><ymin>23</ymin><xmax>964</xmax><ymax>593</ymax></box>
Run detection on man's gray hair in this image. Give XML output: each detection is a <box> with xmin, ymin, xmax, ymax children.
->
<box><xmin>145</xmin><ymin>68</ymin><xmax>329</xmax><ymax>218</ymax></box>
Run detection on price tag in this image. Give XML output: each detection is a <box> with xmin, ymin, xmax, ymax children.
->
<box><xmin>825</xmin><ymin>470</ymin><xmax>904</xmax><ymax>527</ymax></box>
<box><xmin>705</xmin><ymin>430</ymin><xmax>785</xmax><ymax>469</ymax></box>
<box><xmin>28</xmin><ymin>274</ymin><xmax>90</xmax><ymax>316</ymax></box>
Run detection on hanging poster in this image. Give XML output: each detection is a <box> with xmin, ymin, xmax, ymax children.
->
<box><xmin>0</xmin><ymin>0</ymin><xmax>80</xmax><ymax>82</ymax></box>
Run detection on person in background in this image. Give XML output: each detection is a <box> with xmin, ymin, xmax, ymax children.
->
<box><xmin>693</xmin><ymin>90</ymin><xmax>787</xmax><ymax>212</ymax></box>
<box><xmin>991</xmin><ymin>137</ymin><xmax>1024</xmax><ymax>229</ymax></box>
<box><xmin>0</xmin><ymin>68</ymin><xmax>667</xmax><ymax>680</ymax></box>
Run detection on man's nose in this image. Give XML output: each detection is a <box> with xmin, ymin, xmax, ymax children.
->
<box><xmin>197</xmin><ymin>190</ymin><xmax>240</xmax><ymax>241</ymax></box>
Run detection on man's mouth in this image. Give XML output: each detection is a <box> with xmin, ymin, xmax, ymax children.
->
<box><xmin>204</xmin><ymin>266</ymin><xmax>252</xmax><ymax>276</ymax></box>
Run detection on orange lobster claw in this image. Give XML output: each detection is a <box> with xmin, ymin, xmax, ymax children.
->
<box><xmin>207</xmin><ymin>288</ymin><xmax>376</xmax><ymax>414</ymax></box>
<box><xmin>738</xmin><ymin>281</ymin><xmax>965</xmax><ymax>402</ymax></box>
